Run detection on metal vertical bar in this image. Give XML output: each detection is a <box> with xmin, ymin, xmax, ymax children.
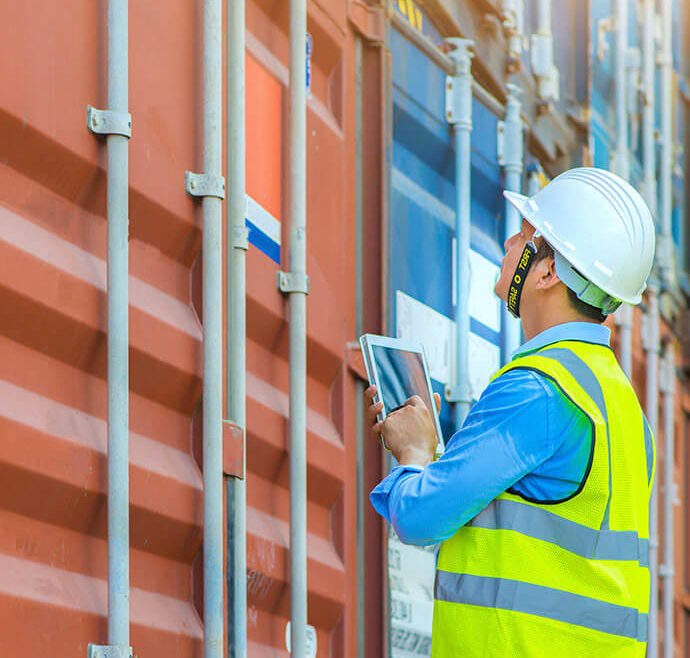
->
<box><xmin>646</xmin><ymin>283</ymin><xmax>660</xmax><ymax>658</ymax></box>
<box><xmin>500</xmin><ymin>85</ymin><xmax>523</xmax><ymax>364</ymax></box>
<box><xmin>444</xmin><ymin>39</ymin><xmax>474</xmax><ymax>428</ymax></box>
<box><xmin>106</xmin><ymin>0</ymin><xmax>130</xmax><ymax>649</ymax></box>
<box><xmin>532</xmin><ymin>0</ymin><xmax>554</xmax><ymax>100</ymax></box>
<box><xmin>202</xmin><ymin>0</ymin><xmax>224</xmax><ymax>655</ymax></box>
<box><xmin>381</xmin><ymin>17</ymin><xmax>394</xmax><ymax>658</ymax></box>
<box><xmin>288</xmin><ymin>0</ymin><xmax>308</xmax><ymax>654</ymax></box>
<box><xmin>613</xmin><ymin>0</ymin><xmax>633</xmax><ymax>379</ymax></box>
<box><xmin>354</xmin><ymin>34</ymin><xmax>365</xmax><ymax>658</ymax></box>
<box><xmin>661</xmin><ymin>343</ymin><xmax>675</xmax><ymax>658</ymax></box>
<box><xmin>644</xmin><ymin>300</ymin><xmax>661</xmax><ymax>657</ymax></box>
<box><xmin>642</xmin><ymin>0</ymin><xmax>658</xmax><ymax>219</ymax></box>
<box><xmin>614</xmin><ymin>0</ymin><xmax>629</xmax><ymax>181</ymax></box>
<box><xmin>659</xmin><ymin>2</ymin><xmax>674</xmax><ymax>655</ymax></box>
<box><xmin>641</xmin><ymin>1</ymin><xmax>660</xmax><ymax>653</ymax></box>
<box><xmin>228</xmin><ymin>0</ymin><xmax>248</xmax><ymax>654</ymax></box>
<box><xmin>659</xmin><ymin>0</ymin><xmax>672</xmax><ymax>284</ymax></box>
<box><xmin>645</xmin><ymin>281</ymin><xmax>660</xmax><ymax>658</ymax></box>
<box><xmin>536</xmin><ymin>0</ymin><xmax>550</xmax><ymax>33</ymax></box>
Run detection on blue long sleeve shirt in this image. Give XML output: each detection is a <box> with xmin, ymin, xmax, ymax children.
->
<box><xmin>370</xmin><ymin>322</ymin><xmax>609</xmax><ymax>545</ymax></box>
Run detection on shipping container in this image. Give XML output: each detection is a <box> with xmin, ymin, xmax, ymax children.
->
<box><xmin>0</xmin><ymin>0</ymin><xmax>361</xmax><ymax>654</ymax></box>
<box><xmin>0</xmin><ymin>0</ymin><xmax>689</xmax><ymax>657</ymax></box>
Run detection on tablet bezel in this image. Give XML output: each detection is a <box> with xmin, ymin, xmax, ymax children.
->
<box><xmin>360</xmin><ymin>333</ymin><xmax>445</xmax><ymax>454</ymax></box>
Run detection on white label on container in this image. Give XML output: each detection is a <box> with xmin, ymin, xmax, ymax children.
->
<box><xmin>396</xmin><ymin>290</ymin><xmax>453</xmax><ymax>384</ymax></box>
<box><xmin>468</xmin><ymin>332</ymin><xmax>501</xmax><ymax>400</ymax></box>
<box><xmin>395</xmin><ymin>290</ymin><xmax>501</xmax><ymax>399</ymax></box>
<box><xmin>388</xmin><ymin>531</ymin><xmax>436</xmax><ymax>657</ymax></box>
<box><xmin>285</xmin><ymin>621</ymin><xmax>317</xmax><ymax>657</ymax></box>
<box><xmin>469</xmin><ymin>250</ymin><xmax>501</xmax><ymax>332</ymax></box>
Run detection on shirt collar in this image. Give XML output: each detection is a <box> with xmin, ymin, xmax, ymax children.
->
<box><xmin>513</xmin><ymin>321</ymin><xmax>611</xmax><ymax>360</ymax></box>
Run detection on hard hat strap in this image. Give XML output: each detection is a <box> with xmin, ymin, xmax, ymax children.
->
<box><xmin>507</xmin><ymin>239</ymin><xmax>537</xmax><ymax>318</ymax></box>
<box><xmin>552</xmin><ymin>251</ymin><xmax>622</xmax><ymax>316</ymax></box>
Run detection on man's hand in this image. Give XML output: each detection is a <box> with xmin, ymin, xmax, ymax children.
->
<box><xmin>364</xmin><ymin>386</ymin><xmax>441</xmax><ymax>466</ymax></box>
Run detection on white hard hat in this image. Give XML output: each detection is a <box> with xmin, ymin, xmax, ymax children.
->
<box><xmin>504</xmin><ymin>167</ymin><xmax>656</xmax><ymax>313</ymax></box>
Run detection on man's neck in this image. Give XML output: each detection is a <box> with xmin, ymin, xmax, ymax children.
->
<box><xmin>521</xmin><ymin>313</ymin><xmax>599</xmax><ymax>342</ymax></box>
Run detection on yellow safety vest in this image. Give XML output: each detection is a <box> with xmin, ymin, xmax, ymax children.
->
<box><xmin>431</xmin><ymin>340</ymin><xmax>655</xmax><ymax>657</ymax></box>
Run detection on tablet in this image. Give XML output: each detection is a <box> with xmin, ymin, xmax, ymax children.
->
<box><xmin>359</xmin><ymin>333</ymin><xmax>444</xmax><ymax>455</ymax></box>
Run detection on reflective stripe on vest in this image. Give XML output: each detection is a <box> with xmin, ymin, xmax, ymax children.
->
<box><xmin>435</xmin><ymin>571</ymin><xmax>648</xmax><ymax>642</ymax></box>
<box><xmin>468</xmin><ymin>498</ymin><xmax>649</xmax><ymax>565</ymax></box>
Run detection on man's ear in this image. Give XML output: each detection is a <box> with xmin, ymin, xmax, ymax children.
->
<box><xmin>534</xmin><ymin>256</ymin><xmax>561</xmax><ymax>290</ymax></box>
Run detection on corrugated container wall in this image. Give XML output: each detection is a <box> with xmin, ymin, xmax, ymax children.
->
<box><xmin>1</xmin><ymin>0</ymin><xmax>690</xmax><ymax>657</ymax></box>
<box><xmin>0</xmin><ymin>0</ymin><xmax>366</xmax><ymax>655</ymax></box>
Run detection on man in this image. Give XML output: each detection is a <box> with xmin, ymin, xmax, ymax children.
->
<box><xmin>366</xmin><ymin>168</ymin><xmax>656</xmax><ymax>657</ymax></box>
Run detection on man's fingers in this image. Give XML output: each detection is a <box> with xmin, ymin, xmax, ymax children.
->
<box><xmin>433</xmin><ymin>392</ymin><xmax>441</xmax><ymax>414</ymax></box>
<box><xmin>366</xmin><ymin>400</ymin><xmax>383</xmax><ymax>424</ymax></box>
<box><xmin>364</xmin><ymin>385</ymin><xmax>384</xmax><ymax>435</ymax></box>
<box><xmin>364</xmin><ymin>385</ymin><xmax>378</xmax><ymax>401</ymax></box>
<box><xmin>404</xmin><ymin>395</ymin><xmax>426</xmax><ymax>409</ymax></box>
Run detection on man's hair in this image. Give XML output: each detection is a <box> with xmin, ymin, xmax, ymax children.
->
<box><xmin>534</xmin><ymin>239</ymin><xmax>607</xmax><ymax>323</ymax></box>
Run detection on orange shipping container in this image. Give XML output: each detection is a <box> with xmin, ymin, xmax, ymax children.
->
<box><xmin>0</xmin><ymin>0</ymin><xmax>385</xmax><ymax>655</ymax></box>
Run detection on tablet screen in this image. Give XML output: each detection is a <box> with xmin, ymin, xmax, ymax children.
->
<box><xmin>370</xmin><ymin>345</ymin><xmax>438</xmax><ymax>436</ymax></box>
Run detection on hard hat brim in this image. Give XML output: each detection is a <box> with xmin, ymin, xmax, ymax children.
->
<box><xmin>503</xmin><ymin>190</ymin><xmax>536</xmax><ymax>225</ymax></box>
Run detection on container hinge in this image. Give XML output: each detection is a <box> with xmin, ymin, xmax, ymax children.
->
<box><xmin>230</xmin><ymin>196</ymin><xmax>250</xmax><ymax>250</ymax></box>
<box><xmin>596</xmin><ymin>16</ymin><xmax>614</xmax><ymax>63</ymax></box>
<box><xmin>231</xmin><ymin>226</ymin><xmax>250</xmax><ymax>250</ymax></box>
<box><xmin>87</xmin><ymin>645</ymin><xmax>133</xmax><ymax>658</ymax></box>
<box><xmin>497</xmin><ymin>84</ymin><xmax>523</xmax><ymax>169</ymax></box>
<box><xmin>660</xmin><ymin>349</ymin><xmax>676</xmax><ymax>393</ymax></box>
<box><xmin>640</xmin><ymin>312</ymin><xmax>659</xmax><ymax>353</ymax></box>
<box><xmin>659</xmin><ymin>564</ymin><xmax>675</xmax><ymax>579</ymax></box>
<box><xmin>444</xmin><ymin>38</ymin><xmax>474</xmax><ymax>128</ymax></box>
<box><xmin>86</xmin><ymin>106</ymin><xmax>132</xmax><ymax>138</ymax></box>
<box><xmin>277</xmin><ymin>271</ymin><xmax>310</xmax><ymax>295</ymax></box>
<box><xmin>444</xmin><ymin>383</ymin><xmax>473</xmax><ymax>405</ymax></box>
<box><xmin>185</xmin><ymin>171</ymin><xmax>226</xmax><ymax>200</ymax></box>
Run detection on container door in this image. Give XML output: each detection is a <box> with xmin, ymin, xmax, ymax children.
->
<box><xmin>384</xmin><ymin>7</ymin><xmax>505</xmax><ymax>656</ymax></box>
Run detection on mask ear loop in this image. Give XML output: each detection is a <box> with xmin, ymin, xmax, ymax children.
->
<box><xmin>506</xmin><ymin>231</ymin><xmax>541</xmax><ymax>319</ymax></box>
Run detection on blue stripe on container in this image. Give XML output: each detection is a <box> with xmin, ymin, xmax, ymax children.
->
<box><xmin>246</xmin><ymin>219</ymin><xmax>280</xmax><ymax>264</ymax></box>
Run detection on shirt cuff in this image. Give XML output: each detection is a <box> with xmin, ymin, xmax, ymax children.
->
<box><xmin>369</xmin><ymin>464</ymin><xmax>424</xmax><ymax>522</ymax></box>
